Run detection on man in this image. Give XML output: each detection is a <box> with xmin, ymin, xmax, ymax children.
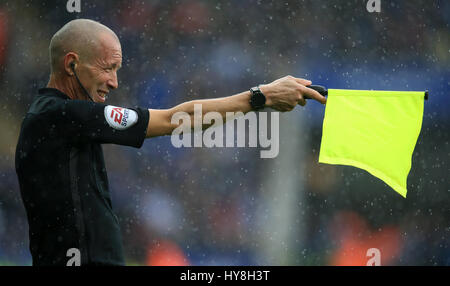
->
<box><xmin>15</xmin><ymin>19</ymin><xmax>326</xmax><ymax>266</ymax></box>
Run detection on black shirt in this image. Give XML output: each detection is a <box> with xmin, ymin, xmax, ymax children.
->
<box><xmin>15</xmin><ymin>88</ymin><xmax>149</xmax><ymax>265</ymax></box>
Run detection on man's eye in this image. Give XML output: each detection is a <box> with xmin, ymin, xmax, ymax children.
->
<box><xmin>104</xmin><ymin>68</ymin><xmax>113</xmax><ymax>72</ymax></box>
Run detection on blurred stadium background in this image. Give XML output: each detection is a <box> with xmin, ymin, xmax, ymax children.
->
<box><xmin>0</xmin><ymin>0</ymin><xmax>448</xmax><ymax>265</ymax></box>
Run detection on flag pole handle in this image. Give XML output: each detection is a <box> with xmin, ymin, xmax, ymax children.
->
<box><xmin>304</xmin><ymin>85</ymin><xmax>328</xmax><ymax>99</ymax></box>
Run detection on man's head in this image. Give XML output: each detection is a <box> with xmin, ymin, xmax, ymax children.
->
<box><xmin>49</xmin><ymin>19</ymin><xmax>122</xmax><ymax>102</ymax></box>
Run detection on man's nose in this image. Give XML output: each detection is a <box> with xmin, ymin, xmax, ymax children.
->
<box><xmin>107</xmin><ymin>72</ymin><xmax>119</xmax><ymax>90</ymax></box>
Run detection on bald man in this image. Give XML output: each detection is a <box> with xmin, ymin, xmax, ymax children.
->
<box><xmin>15</xmin><ymin>19</ymin><xmax>326</xmax><ymax>266</ymax></box>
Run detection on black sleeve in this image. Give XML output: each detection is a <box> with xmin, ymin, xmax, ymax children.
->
<box><xmin>58</xmin><ymin>99</ymin><xmax>149</xmax><ymax>148</ymax></box>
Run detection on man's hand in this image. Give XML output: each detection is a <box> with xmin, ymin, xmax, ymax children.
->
<box><xmin>260</xmin><ymin>75</ymin><xmax>327</xmax><ymax>112</ymax></box>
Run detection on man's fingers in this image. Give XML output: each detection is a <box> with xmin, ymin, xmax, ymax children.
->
<box><xmin>300</xmin><ymin>85</ymin><xmax>327</xmax><ymax>104</ymax></box>
<box><xmin>293</xmin><ymin>77</ymin><xmax>312</xmax><ymax>86</ymax></box>
<box><xmin>292</xmin><ymin>77</ymin><xmax>326</xmax><ymax>104</ymax></box>
<box><xmin>297</xmin><ymin>96</ymin><xmax>306</xmax><ymax>106</ymax></box>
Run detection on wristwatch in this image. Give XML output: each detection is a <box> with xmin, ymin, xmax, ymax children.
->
<box><xmin>249</xmin><ymin>86</ymin><xmax>266</xmax><ymax>110</ymax></box>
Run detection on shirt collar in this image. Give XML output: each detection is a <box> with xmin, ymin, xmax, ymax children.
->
<box><xmin>38</xmin><ymin>88</ymin><xmax>71</xmax><ymax>100</ymax></box>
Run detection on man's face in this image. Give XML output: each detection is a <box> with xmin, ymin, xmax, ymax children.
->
<box><xmin>76</xmin><ymin>33</ymin><xmax>122</xmax><ymax>103</ymax></box>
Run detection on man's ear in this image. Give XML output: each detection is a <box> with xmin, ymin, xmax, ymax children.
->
<box><xmin>64</xmin><ymin>52</ymin><xmax>78</xmax><ymax>76</ymax></box>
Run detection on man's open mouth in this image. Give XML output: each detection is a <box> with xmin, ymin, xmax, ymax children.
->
<box><xmin>97</xmin><ymin>91</ymin><xmax>107</xmax><ymax>98</ymax></box>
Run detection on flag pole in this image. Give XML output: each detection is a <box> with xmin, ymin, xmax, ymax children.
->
<box><xmin>305</xmin><ymin>85</ymin><xmax>428</xmax><ymax>100</ymax></box>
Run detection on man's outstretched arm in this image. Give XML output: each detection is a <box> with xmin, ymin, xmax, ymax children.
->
<box><xmin>145</xmin><ymin>76</ymin><xmax>326</xmax><ymax>138</ymax></box>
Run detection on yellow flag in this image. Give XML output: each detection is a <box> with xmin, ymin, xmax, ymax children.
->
<box><xmin>318</xmin><ymin>89</ymin><xmax>425</xmax><ymax>198</ymax></box>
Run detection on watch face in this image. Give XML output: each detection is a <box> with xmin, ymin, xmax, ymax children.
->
<box><xmin>250</xmin><ymin>88</ymin><xmax>266</xmax><ymax>109</ymax></box>
<box><xmin>253</xmin><ymin>93</ymin><xmax>266</xmax><ymax>106</ymax></box>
